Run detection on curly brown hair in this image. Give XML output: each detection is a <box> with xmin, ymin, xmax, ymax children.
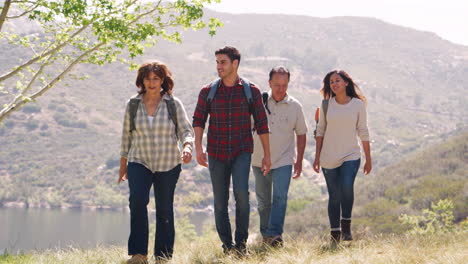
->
<box><xmin>135</xmin><ymin>61</ymin><xmax>174</xmax><ymax>95</ymax></box>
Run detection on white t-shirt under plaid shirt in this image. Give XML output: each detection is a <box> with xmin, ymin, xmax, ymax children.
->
<box><xmin>120</xmin><ymin>94</ymin><xmax>194</xmax><ymax>173</ymax></box>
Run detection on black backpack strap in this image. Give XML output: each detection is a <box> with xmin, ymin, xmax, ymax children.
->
<box><xmin>262</xmin><ymin>92</ymin><xmax>271</xmax><ymax>114</ymax></box>
<box><xmin>128</xmin><ymin>98</ymin><xmax>141</xmax><ymax>132</ymax></box>
<box><xmin>165</xmin><ymin>95</ymin><xmax>178</xmax><ymax>138</ymax></box>
<box><xmin>207</xmin><ymin>78</ymin><xmax>221</xmax><ymax>113</ymax></box>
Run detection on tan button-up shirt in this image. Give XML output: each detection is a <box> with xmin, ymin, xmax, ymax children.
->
<box><xmin>252</xmin><ymin>93</ymin><xmax>308</xmax><ymax>169</ymax></box>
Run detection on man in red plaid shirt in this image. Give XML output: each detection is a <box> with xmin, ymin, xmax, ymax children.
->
<box><xmin>193</xmin><ymin>46</ymin><xmax>271</xmax><ymax>255</ymax></box>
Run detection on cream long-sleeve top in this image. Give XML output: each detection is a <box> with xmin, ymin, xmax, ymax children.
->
<box><xmin>120</xmin><ymin>94</ymin><xmax>194</xmax><ymax>173</ymax></box>
<box><xmin>316</xmin><ymin>97</ymin><xmax>369</xmax><ymax>169</ymax></box>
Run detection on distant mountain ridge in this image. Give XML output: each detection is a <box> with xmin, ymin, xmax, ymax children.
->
<box><xmin>0</xmin><ymin>10</ymin><xmax>467</xmax><ymax>209</ymax></box>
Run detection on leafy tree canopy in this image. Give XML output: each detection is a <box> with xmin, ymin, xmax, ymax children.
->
<box><xmin>0</xmin><ymin>0</ymin><xmax>222</xmax><ymax>122</ymax></box>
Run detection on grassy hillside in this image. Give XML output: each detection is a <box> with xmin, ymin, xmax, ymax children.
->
<box><xmin>284</xmin><ymin>130</ymin><xmax>467</xmax><ymax>236</ymax></box>
<box><xmin>0</xmin><ymin>10</ymin><xmax>467</xmax><ymax>209</ymax></box>
<box><xmin>1</xmin><ymin>232</ymin><xmax>466</xmax><ymax>264</ymax></box>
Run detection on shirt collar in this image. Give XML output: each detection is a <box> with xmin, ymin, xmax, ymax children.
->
<box><xmin>220</xmin><ymin>77</ymin><xmax>242</xmax><ymax>87</ymax></box>
<box><xmin>135</xmin><ymin>93</ymin><xmax>172</xmax><ymax>100</ymax></box>
<box><xmin>268</xmin><ymin>91</ymin><xmax>290</xmax><ymax>104</ymax></box>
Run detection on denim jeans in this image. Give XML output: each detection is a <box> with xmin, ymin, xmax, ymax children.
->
<box><xmin>253</xmin><ymin>165</ymin><xmax>292</xmax><ymax>237</ymax></box>
<box><xmin>322</xmin><ymin>159</ymin><xmax>360</xmax><ymax>230</ymax></box>
<box><xmin>127</xmin><ymin>162</ymin><xmax>181</xmax><ymax>258</ymax></box>
<box><xmin>208</xmin><ymin>152</ymin><xmax>252</xmax><ymax>247</ymax></box>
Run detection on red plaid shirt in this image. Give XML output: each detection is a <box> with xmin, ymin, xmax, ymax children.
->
<box><xmin>193</xmin><ymin>78</ymin><xmax>269</xmax><ymax>162</ymax></box>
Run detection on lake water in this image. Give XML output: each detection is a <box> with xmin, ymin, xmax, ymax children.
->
<box><xmin>0</xmin><ymin>207</ymin><xmax>210</xmax><ymax>253</ymax></box>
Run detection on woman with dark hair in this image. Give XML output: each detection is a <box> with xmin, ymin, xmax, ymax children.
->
<box><xmin>118</xmin><ymin>61</ymin><xmax>194</xmax><ymax>263</ymax></box>
<box><xmin>313</xmin><ymin>70</ymin><xmax>372</xmax><ymax>248</ymax></box>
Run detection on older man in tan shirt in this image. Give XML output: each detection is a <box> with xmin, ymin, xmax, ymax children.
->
<box><xmin>252</xmin><ymin>66</ymin><xmax>308</xmax><ymax>247</ymax></box>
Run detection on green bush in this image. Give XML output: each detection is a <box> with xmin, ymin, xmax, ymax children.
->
<box><xmin>399</xmin><ymin>199</ymin><xmax>455</xmax><ymax>234</ymax></box>
<box><xmin>287</xmin><ymin>199</ymin><xmax>311</xmax><ymax>214</ymax></box>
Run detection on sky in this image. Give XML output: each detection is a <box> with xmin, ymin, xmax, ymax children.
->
<box><xmin>206</xmin><ymin>0</ymin><xmax>468</xmax><ymax>46</ymax></box>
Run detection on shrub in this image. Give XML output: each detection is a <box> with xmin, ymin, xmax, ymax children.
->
<box><xmin>399</xmin><ymin>199</ymin><xmax>455</xmax><ymax>234</ymax></box>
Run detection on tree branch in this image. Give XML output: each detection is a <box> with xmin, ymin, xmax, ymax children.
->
<box><xmin>0</xmin><ymin>24</ymin><xmax>90</xmax><ymax>82</ymax></box>
<box><xmin>5</xmin><ymin>1</ymin><xmax>39</xmax><ymax>19</ymax></box>
<box><xmin>0</xmin><ymin>41</ymin><xmax>106</xmax><ymax>123</ymax></box>
<box><xmin>0</xmin><ymin>0</ymin><xmax>142</xmax><ymax>82</ymax></box>
<box><xmin>0</xmin><ymin>0</ymin><xmax>12</xmax><ymax>32</ymax></box>
<box><xmin>5</xmin><ymin>53</ymin><xmax>53</xmax><ymax>113</ymax></box>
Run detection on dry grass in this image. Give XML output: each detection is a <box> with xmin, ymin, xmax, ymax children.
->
<box><xmin>1</xmin><ymin>232</ymin><xmax>467</xmax><ymax>264</ymax></box>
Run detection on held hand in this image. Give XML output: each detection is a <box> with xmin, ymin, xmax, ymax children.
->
<box><xmin>196</xmin><ymin>149</ymin><xmax>208</xmax><ymax>167</ymax></box>
<box><xmin>312</xmin><ymin>159</ymin><xmax>320</xmax><ymax>173</ymax></box>
<box><xmin>181</xmin><ymin>146</ymin><xmax>192</xmax><ymax>164</ymax></box>
<box><xmin>363</xmin><ymin>161</ymin><xmax>372</xmax><ymax>175</ymax></box>
<box><xmin>118</xmin><ymin>165</ymin><xmax>128</xmax><ymax>184</ymax></box>
<box><xmin>293</xmin><ymin>161</ymin><xmax>302</xmax><ymax>179</ymax></box>
<box><xmin>261</xmin><ymin>156</ymin><xmax>271</xmax><ymax>176</ymax></box>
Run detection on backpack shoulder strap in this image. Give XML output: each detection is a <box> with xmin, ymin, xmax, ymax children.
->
<box><xmin>240</xmin><ymin>77</ymin><xmax>254</xmax><ymax>114</ymax></box>
<box><xmin>128</xmin><ymin>97</ymin><xmax>141</xmax><ymax>132</ymax></box>
<box><xmin>206</xmin><ymin>78</ymin><xmax>221</xmax><ymax>113</ymax></box>
<box><xmin>240</xmin><ymin>77</ymin><xmax>253</xmax><ymax>104</ymax></box>
<box><xmin>165</xmin><ymin>95</ymin><xmax>178</xmax><ymax>138</ymax></box>
<box><xmin>322</xmin><ymin>99</ymin><xmax>329</xmax><ymax>123</ymax></box>
<box><xmin>207</xmin><ymin>79</ymin><xmax>221</xmax><ymax>103</ymax></box>
<box><xmin>262</xmin><ymin>92</ymin><xmax>271</xmax><ymax>114</ymax></box>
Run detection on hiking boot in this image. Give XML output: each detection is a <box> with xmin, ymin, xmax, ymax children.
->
<box><xmin>330</xmin><ymin>230</ymin><xmax>341</xmax><ymax>249</ymax></box>
<box><xmin>341</xmin><ymin>219</ymin><xmax>353</xmax><ymax>241</ymax></box>
<box><xmin>262</xmin><ymin>236</ymin><xmax>272</xmax><ymax>245</ymax></box>
<box><xmin>126</xmin><ymin>254</ymin><xmax>148</xmax><ymax>264</ymax></box>
<box><xmin>234</xmin><ymin>242</ymin><xmax>247</xmax><ymax>256</ymax></box>
<box><xmin>222</xmin><ymin>243</ymin><xmax>235</xmax><ymax>255</ymax></box>
<box><xmin>269</xmin><ymin>235</ymin><xmax>284</xmax><ymax>248</ymax></box>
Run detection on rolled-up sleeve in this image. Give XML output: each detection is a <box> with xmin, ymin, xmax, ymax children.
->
<box><xmin>120</xmin><ymin>101</ymin><xmax>132</xmax><ymax>158</ymax></box>
<box><xmin>251</xmin><ymin>85</ymin><xmax>269</xmax><ymax>135</ymax></box>
<box><xmin>175</xmin><ymin>97</ymin><xmax>194</xmax><ymax>151</ymax></box>
<box><xmin>192</xmin><ymin>87</ymin><xmax>209</xmax><ymax>129</ymax></box>
<box><xmin>357</xmin><ymin>101</ymin><xmax>370</xmax><ymax>141</ymax></box>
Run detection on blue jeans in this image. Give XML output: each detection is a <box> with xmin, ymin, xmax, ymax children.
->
<box><xmin>322</xmin><ymin>159</ymin><xmax>360</xmax><ymax>230</ymax></box>
<box><xmin>253</xmin><ymin>165</ymin><xmax>292</xmax><ymax>237</ymax></box>
<box><xmin>208</xmin><ymin>152</ymin><xmax>251</xmax><ymax>247</ymax></box>
<box><xmin>127</xmin><ymin>162</ymin><xmax>181</xmax><ymax>258</ymax></box>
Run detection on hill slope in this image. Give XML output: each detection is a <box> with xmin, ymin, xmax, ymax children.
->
<box><xmin>0</xmin><ymin>11</ymin><xmax>467</xmax><ymax>209</ymax></box>
<box><xmin>284</xmin><ymin>130</ymin><xmax>467</xmax><ymax>235</ymax></box>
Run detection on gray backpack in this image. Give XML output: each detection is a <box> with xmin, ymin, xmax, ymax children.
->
<box><xmin>128</xmin><ymin>95</ymin><xmax>178</xmax><ymax>137</ymax></box>
<box><xmin>313</xmin><ymin>99</ymin><xmax>329</xmax><ymax>139</ymax></box>
<box><xmin>206</xmin><ymin>77</ymin><xmax>254</xmax><ymax>114</ymax></box>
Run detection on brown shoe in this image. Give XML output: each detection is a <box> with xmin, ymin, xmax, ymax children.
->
<box><xmin>269</xmin><ymin>235</ymin><xmax>284</xmax><ymax>248</ymax></box>
<box><xmin>127</xmin><ymin>254</ymin><xmax>148</xmax><ymax>264</ymax></box>
<box><xmin>262</xmin><ymin>236</ymin><xmax>272</xmax><ymax>245</ymax></box>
